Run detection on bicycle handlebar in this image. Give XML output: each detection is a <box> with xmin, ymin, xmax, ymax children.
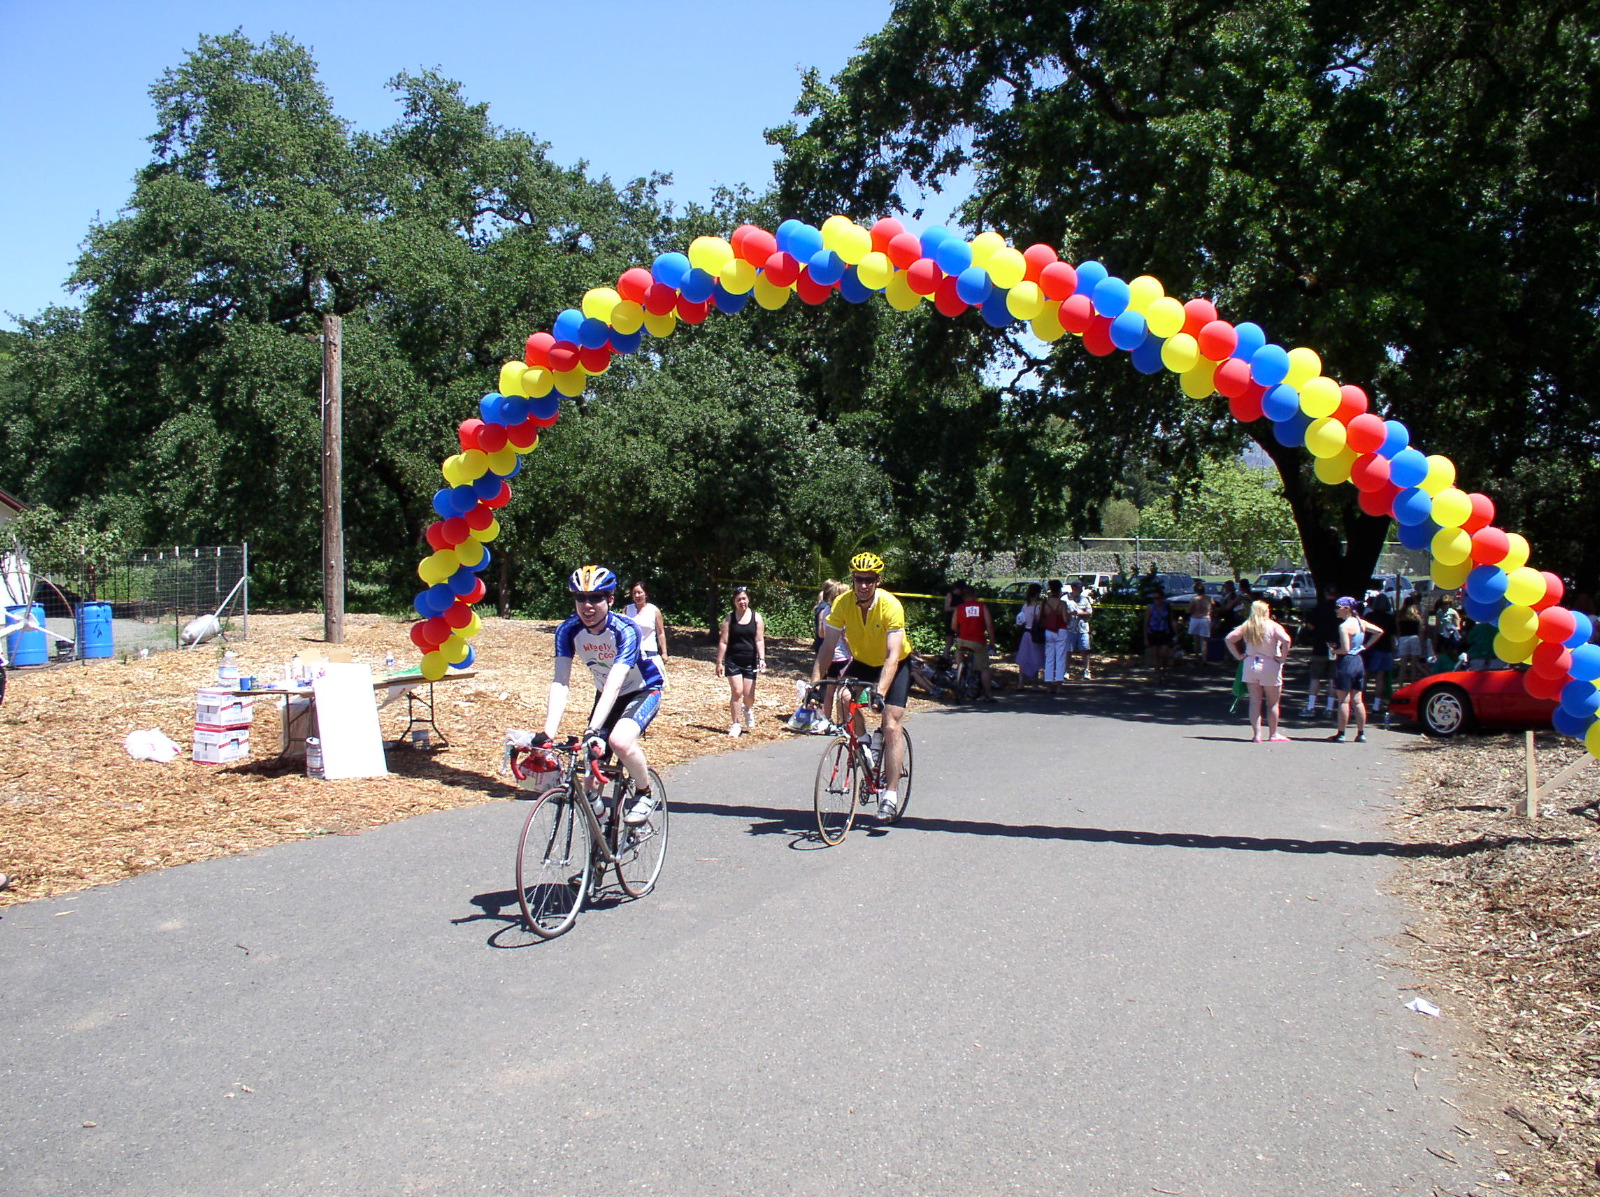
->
<box><xmin>806</xmin><ymin>678</ymin><xmax>884</xmax><ymax>711</ymax></box>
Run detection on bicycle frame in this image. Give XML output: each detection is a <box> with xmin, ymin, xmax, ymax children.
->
<box><xmin>508</xmin><ymin>738</ymin><xmax>625</xmax><ymax>866</ymax></box>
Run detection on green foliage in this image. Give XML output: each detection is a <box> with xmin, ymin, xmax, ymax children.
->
<box><xmin>1138</xmin><ymin>455</ymin><xmax>1298</xmax><ymax>577</ymax></box>
<box><xmin>9</xmin><ymin>503</ymin><xmax>130</xmax><ymax>599</ymax></box>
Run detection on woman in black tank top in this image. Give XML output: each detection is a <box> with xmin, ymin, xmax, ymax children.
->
<box><xmin>715</xmin><ymin>586</ymin><xmax>766</xmax><ymax>736</ymax></box>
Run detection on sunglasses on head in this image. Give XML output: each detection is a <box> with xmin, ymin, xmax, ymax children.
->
<box><xmin>573</xmin><ymin>591</ymin><xmax>611</xmax><ymax>603</ymax></box>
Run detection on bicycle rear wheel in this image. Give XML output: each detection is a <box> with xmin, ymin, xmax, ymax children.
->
<box><xmin>884</xmin><ymin>727</ymin><xmax>914</xmax><ymax>824</ymax></box>
<box><xmin>516</xmin><ymin>789</ymin><xmax>591</xmax><ymax>939</ymax></box>
<box><xmin>614</xmin><ymin>769</ymin><xmax>669</xmax><ymax>898</ymax></box>
<box><xmin>813</xmin><ymin>737</ymin><xmax>857</xmax><ymax>845</ymax></box>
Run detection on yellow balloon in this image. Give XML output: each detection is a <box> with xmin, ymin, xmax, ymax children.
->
<box><xmin>1144</xmin><ymin>296</ymin><xmax>1185</xmax><ymax>338</ymax></box>
<box><xmin>717</xmin><ymin>259</ymin><xmax>756</xmax><ymax>295</ymax></box>
<box><xmin>469</xmin><ymin>517</ymin><xmax>500</xmax><ymax>544</ymax></box>
<box><xmin>856</xmin><ymin>251</ymin><xmax>892</xmax><ymax>290</ymax></box>
<box><xmin>1127</xmin><ymin>275</ymin><xmax>1164</xmax><ymax>313</ymax></box>
<box><xmin>1431</xmin><ymin>526</ymin><xmax>1472</xmax><ymax>566</ymax></box>
<box><xmin>553</xmin><ymin>368</ymin><xmax>587</xmax><ymax>397</ymax></box>
<box><xmin>609</xmin><ymin>300</ymin><xmax>645</xmax><ymax>333</ymax></box>
<box><xmin>1419</xmin><ymin>455</ymin><xmax>1456</xmax><ymax>495</ymax></box>
<box><xmin>819</xmin><ymin>216</ymin><xmax>856</xmax><ymax>252</ymax></box>
<box><xmin>454</xmin><ymin>539</ymin><xmax>486</xmax><ymax>569</ymax></box>
<box><xmin>1180</xmin><ymin>359</ymin><xmax>1218</xmax><ymax>399</ymax></box>
<box><xmin>1586</xmin><ymin>718</ymin><xmax>1600</xmax><ymax>759</ymax></box>
<box><xmin>969</xmin><ymin>231</ymin><xmax>1006</xmax><ymax>270</ymax></box>
<box><xmin>417</xmin><ymin>552</ymin><xmax>450</xmax><ymax>586</ymax></box>
<box><xmin>581</xmin><ymin>286</ymin><xmax>621</xmax><ymax>322</ymax></box>
<box><xmin>642</xmin><ymin>311</ymin><xmax>678</xmax><ymax>337</ymax></box>
<box><xmin>687</xmin><ymin>236</ymin><xmax>734</xmax><ymax>274</ymax></box>
<box><xmin>462</xmin><ymin>611</ymin><xmax>483</xmax><ymax>639</ymax></box>
<box><xmin>885</xmin><ymin>270</ymin><xmax>921</xmax><ymax>311</ymax></box>
<box><xmin>1313</xmin><ymin>446</ymin><xmax>1358</xmax><ymax>485</ymax></box>
<box><xmin>1031</xmin><ymin>304</ymin><xmax>1066</xmax><ymax>342</ymax></box>
<box><xmin>988</xmin><ymin>248</ymin><xmax>1026</xmax><ymax>289</ymax></box>
<box><xmin>1429</xmin><ymin>487</ymin><xmax>1471</xmax><ymax>527</ymax></box>
<box><xmin>441</xmin><ymin>456</ymin><xmax>465</xmax><ymax>487</ymax></box>
<box><xmin>459</xmin><ymin>449</ymin><xmax>489</xmax><ymax>480</ymax></box>
<box><xmin>485</xmin><ymin>448</ymin><xmax>517</xmax><ymax>476</ymax></box>
<box><xmin>1431</xmin><ymin>556</ymin><xmax>1472</xmax><ymax>589</ymax></box>
<box><xmin>420</xmin><ymin>651</ymin><xmax>449</xmax><ymax>681</ymax></box>
<box><xmin>753</xmin><ymin>274</ymin><xmax>793</xmax><ymax>309</ymax></box>
<box><xmin>1305</xmin><ymin>416</ymin><xmax>1348</xmax><ymax>459</ymax></box>
<box><xmin>1284</xmin><ymin>347</ymin><xmax>1322</xmax><ymax>387</ymax></box>
<box><xmin>1504</xmin><ymin>565</ymin><xmax>1547</xmax><ymax>607</ymax></box>
<box><xmin>1161</xmin><ymin>333</ymin><xmax>1200</xmax><ymax>374</ymax></box>
<box><xmin>444</xmin><ymin>635</ymin><xmax>470</xmax><ymax>665</ymax></box>
<box><xmin>1298</xmin><ymin>376</ymin><xmax>1341</xmax><ymax>418</ymax></box>
<box><xmin>1005</xmin><ymin>281</ymin><xmax>1045</xmax><ymax>321</ymax></box>
<box><xmin>1497</xmin><ymin>603</ymin><xmax>1538</xmax><ymax>640</ymax></box>
<box><xmin>498</xmin><ymin>361</ymin><xmax>528</xmax><ymax>397</ymax></box>
<box><xmin>1494</xmin><ymin>632</ymin><xmax>1537</xmax><ymax>665</ymax></box>
<box><xmin>835</xmin><ymin>223</ymin><xmax>872</xmax><ymax>265</ymax></box>
<box><xmin>522</xmin><ymin>366</ymin><xmax>554</xmax><ymax>398</ymax></box>
<box><xmin>1500</xmin><ymin>532</ymin><xmax>1530</xmax><ymax>572</ymax></box>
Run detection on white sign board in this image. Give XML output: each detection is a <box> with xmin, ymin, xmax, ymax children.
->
<box><xmin>311</xmin><ymin>663</ymin><xmax>389</xmax><ymax>780</ymax></box>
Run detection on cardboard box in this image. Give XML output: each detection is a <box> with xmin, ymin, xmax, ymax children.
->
<box><xmin>193</xmin><ymin>726</ymin><xmax>251</xmax><ymax>764</ymax></box>
<box><xmin>195</xmin><ymin>688</ymin><xmax>254</xmax><ymax>728</ymax></box>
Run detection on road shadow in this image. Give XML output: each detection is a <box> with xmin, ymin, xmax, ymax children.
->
<box><xmin>456</xmin><ymin>879</ymin><xmax>635</xmax><ymax>948</ymax></box>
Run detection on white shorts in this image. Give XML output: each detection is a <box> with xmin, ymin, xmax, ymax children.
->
<box><xmin>1188</xmin><ymin>617</ymin><xmax>1212</xmax><ymax>638</ymax></box>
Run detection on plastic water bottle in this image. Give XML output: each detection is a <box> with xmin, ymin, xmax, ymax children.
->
<box><xmin>384</xmin><ymin>650</ymin><xmax>396</xmax><ymax>673</ymax></box>
<box><xmin>305</xmin><ymin>737</ymin><xmax>324</xmax><ymax>779</ymax></box>
<box><xmin>218</xmin><ymin>651</ymin><xmax>239</xmax><ymax>688</ymax></box>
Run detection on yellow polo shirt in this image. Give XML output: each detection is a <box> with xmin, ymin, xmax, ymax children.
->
<box><xmin>827</xmin><ymin>588</ymin><xmax>912</xmax><ymax>667</ymax></box>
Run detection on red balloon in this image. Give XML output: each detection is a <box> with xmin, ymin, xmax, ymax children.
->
<box><xmin>1530</xmin><ymin>641</ymin><xmax>1572</xmax><ymax>680</ymax></box>
<box><xmin>424</xmin><ymin>522</ymin><xmax>450</xmax><ymax>552</ymax></box>
<box><xmin>1336</xmin><ymin>385</ymin><xmax>1369</xmax><ymax>422</ymax></box>
<box><xmin>458</xmin><ymin>418</ymin><xmax>485</xmax><ymax>451</ymax></box>
<box><xmin>1538</xmin><ymin>606</ymin><xmax>1577</xmax><ymax>644</ymax></box>
<box><xmin>1524</xmin><ymin>669</ymin><xmax>1568</xmax><ymax>701</ymax></box>
<box><xmin>1212</xmin><ymin>357</ymin><xmax>1253</xmax><ymax>398</ymax></box>
<box><xmin>410</xmin><ymin>621</ymin><xmax>435</xmax><ymax>650</ymax></box>
<box><xmin>443</xmin><ymin>600</ymin><xmax>473</xmax><ymax>630</ymax></box>
<box><xmin>728</xmin><ymin>225</ymin><xmax>752</xmax><ymax>259</ymax></box>
<box><xmin>643</xmin><ymin>281</ymin><xmax>679</xmax><ymax>316</ymax></box>
<box><xmin>442</xmin><ymin>517</ymin><xmax>470</xmax><ymax>545</ymax></box>
<box><xmin>737</xmin><ymin>226</ymin><xmax>777</xmax><ymax>264</ymax></box>
<box><xmin>548</xmin><ymin>344</ymin><xmax>580</xmax><ymax>373</ymax></box>
<box><xmin>1228</xmin><ymin>390</ymin><xmax>1265</xmax><ymax>422</ymax></box>
<box><xmin>616</xmin><ymin>269</ymin><xmax>653</xmax><ymax>305</ymax></box>
<box><xmin>1469</xmin><ymin>526</ymin><xmax>1510</xmax><ymax>565</ymax></box>
<box><xmin>1345</xmin><ymin>413</ymin><xmax>1387</xmax><ymax>455</ymax></box>
<box><xmin>886</xmin><ymin>232</ymin><xmax>923</xmax><ymax>270</ymax></box>
<box><xmin>1181</xmin><ymin>298</ymin><xmax>1218</xmax><ymax>337</ymax></box>
<box><xmin>795</xmin><ymin>271</ymin><xmax>834</xmax><ymax>305</ymax></box>
<box><xmin>763</xmin><ymin>251</ymin><xmax>800</xmax><ymax>288</ymax></box>
<box><xmin>482</xmin><ymin>482</ymin><xmax>512</xmax><ymax>509</ymax></box>
<box><xmin>1358</xmin><ymin>482</ymin><xmax>1399</xmax><ymax>517</ymax></box>
<box><xmin>524</xmin><ymin>331</ymin><xmax>554</xmax><ymax>368</ymax></box>
<box><xmin>505</xmin><ymin>421</ymin><xmax>539</xmax><ymax>450</ymax></box>
<box><xmin>1196</xmin><ymin>320</ymin><xmax>1238</xmax><ymax>361</ymax></box>
<box><xmin>463</xmin><ymin>577</ymin><xmax>487</xmax><ymax>605</ymax></box>
<box><xmin>1022</xmin><ymin>243</ymin><xmax>1058</xmax><ymax>282</ymax></box>
<box><xmin>465</xmin><ymin>503</ymin><xmax>494</xmax><ymax>531</ymax></box>
<box><xmin>675</xmin><ymin>297</ymin><xmax>710</xmax><ymax>324</ymax></box>
<box><xmin>422</xmin><ymin>616</ymin><xmax>452</xmax><ymax>646</ymax></box>
<box><xmin>1059</xmin><ymin>294</ymin><xmax>1095</xmax><ymax>334</ymax></box>
<box><xmin>1038</xmin><ymin>261</ymin><xmax>1077</xmax><ymax>301</ymax></box>
<box><xmin>1533</xmin><ymin>572</ymin><xmax>1564</xmax><ymax>612</ymax></box>
<box><xmin>1349</xmin><ymin>453</ymin><xmax>1392</xmax><ymax>492</ymax></box>
<box><xmin>934</xmin><ymin>275</ymin><xmax>968</xmax><ymax>317</ymax></box>
<box><xmin>906</xmin><ymin>258</ymin><xmax>942</xmax><ymax>296</ymax></box>
<box><xmin>578</xmin><ymin>344</ymin><xmax>612</xmax><ymax>372</ymax></box>
<box><xmin>1461</xmin><ymin>493</ymin><xmax>1495</xmax><ymax>534</ymax></box>
<box><xmin>1083</xmin><ymin>316</ymin><xmax>1116</xmax><ymax>356</ymax></box>
<box><xmin>869</xmin><ymin>218</ymin><xmax>905</xmax><ymax>253</ymax></box>
<box><xmin>475</xmin><ymin>423</ymin><xmax>508</xmax><ymax>454</ymax></box>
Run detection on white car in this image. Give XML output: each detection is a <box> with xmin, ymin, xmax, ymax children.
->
<box><xmin>1068</xmin><ymin>572</ymin><xmax>1114</xmax><ymax>596</ymax></box>
<box><xmin>1365</xmin><ymin>575</ymin><xmax>1416</xmax><ymax>606</ymax></box>
<box><xmin>1252</xmin><ymin>570</ymin><xmax>1317</xmax><ymax>611</ymax></box>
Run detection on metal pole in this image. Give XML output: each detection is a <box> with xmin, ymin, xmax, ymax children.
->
<box><xmin>241</xmin><ymin>542</ymin><xmax>249</xmax><ymax>640</ymax></box>
<box><xmin>322</xmin><ymin>315</ymin><xmax>345</xmax><ymax>645</ymax></box>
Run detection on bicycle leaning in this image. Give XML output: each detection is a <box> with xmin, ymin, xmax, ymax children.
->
<box><xmin>809</xmin><ymin>680</ymin><xmax>915</xmax><ymax>845</ymax></box>
<box><xmin>505</xmin><ymin>732</ymin><xmax>669</xmax><ymax>939</ymax></box>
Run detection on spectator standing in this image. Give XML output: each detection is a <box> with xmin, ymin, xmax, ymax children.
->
<box><xmin>942</xmin><ymin>579</ymin><xmax>966</xmax><ymax>655</ymax></box>
<box><xmin>1066</xmin><ymin>579</ymin><xmax>1095</xmax><ymax>680</ymax></box>
<box><xmin>809</xmin><ymin>579</ymin><xmax>851</xmax><ymax>728</ymax></box>
<box><xmin>1395</xmin><ymin>596</ymin><xmax>1426</xmax><ymax>685</ymax></box>
<box><xmin>1225</xmin><ymin>599</ymin><xmax>1294</xmax><ymax>742</ymax></box>
<box><xmin>1329</xmin><ymin>597</ymin><xmax>1382</xmax><ymax>742</ymax></box>
<box><xmin>715</xmin><ymin>586</ymin><xmax>766</xmax><ymax>736</ymax></box>
<box><xmin>624</xmin><ymin>581</ymin><xmax>669</xmax><ymax>664</ymax></box>
<box><xmin>1364</xmin><ymin>593</ymin><xmax>1397</xmax><ymax>713</ymax></box>
<box><xmin>1214</xmin><ymin>580</ymin><xmax>1243</xmax><ymax>636</ymax></box>
<box><xmin>1013</xmin><ymin>582</ymin><xmax>1045</xmax><ymax>688</ymax></box>
<box><xmin>1144</xmin><ymin>592</ymin><xmax>1175</xmax><ymax>682</ymax></box>
<box><xmin>1434</xmin><ymin>595</ymin><xmax>1464</xmax><ymax>667</ymax></box>
<box><xmin>1464</xmin><ymin>616</ymin><xmax>1501</xmax><ymax>670</ymax></box>
<box><xmin>950</xmin><ymin>583</ymin><xmax>998</xmax><ymax>701</ymax></box>
<box><xmin>1186</xmin><ymin>582</ymin><xmax>1215</xmax><ymax>665</ymax></box>
<box><xmin>1041</xmin><ymin>580</ymin><xmax>1070</xmax><ymax>694</ymax></box>
<box><xmin>1302</xmin><ymin>584</ymin><xmax>1340</xmax><ymax>717</ymax></box>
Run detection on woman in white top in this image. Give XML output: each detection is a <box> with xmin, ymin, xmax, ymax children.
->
<box><xmin>625</xmin><ymin>582</ymin><xmax>668</xmax><ymax>662</ymax></box>
<box><xmin>1224</xmin><ymin>599</ymin><xmax>1293</xmax><ymax>742</ymax></box>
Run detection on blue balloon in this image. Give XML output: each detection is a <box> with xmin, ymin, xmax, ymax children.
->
<box><xmin>413</xmin><ymin>591</ymin><xmax>434</xmax><ymax>619</ymax></box>
<box><xmin>1271</xmin><ymin>411</ymin><xmax>1312</xmax><ymax>448</ymax></box>
<box><xmin>1397</xmin><ymin>517</ymin><xmax>1440</xmax><ymax>549</ymax></box>
<box><xmin>1072</xmin><ymin>259</ymin><xmax>1108</xmax><ymax>297</ymax></box>
<box><xmin>552</xmin><ymin>309</ymin><xmax>584</xmax><ymax>343</ymax></box>
<box><xmin>1231</xmin><ymin>322</ymin><xmax>1266</xmax><ymax>361</ymax></box>
<box><xmin>528</xmin><ymin>396</ymin><xmax>559</xmax><ymax>423</ymax></box>
<box><xmin>838</xmin><ymin>267</ymin><xmax>871</xmax><ymax>304</ymax></box>
<box><xmin>1109</xmin><ymin>308</ymin><xmax>1146</xmax><ymax>351</ymax></box>
<box><xmin>1250</xmin><ymin>344</ymin><xmax>1291</xmax><ymax>386</ymax></box>
<box><xmin>499</xmin><ymin>395</ymin><xmax>530</xmax><ymax>424</ymax></box>
<box><xmin>980</xmin><ymin>288</ymin><xmax>1015</xmax><ymax>328</ymax></box>
<box><xmin>471</xmin><ymin>546</ymin><xmax>493</xmax><ymax>574</ymax></box>
<box><xmin>650</xmin><ymin>252</ymin><xmax>691</xmax><ymax>289</ymax></box>
<box><xmin>1559</xmin><ymin>680</ymin><xmax>1600</xmax><ymax>717</ymax></box>
<box><xmin>1551</xmin><ymin>706</ymin><xmax>1593</xmax><ymax>740</ymax></box>
<box><xmin>787</xmin><ymin>223</ymin><xmax>824</xmax><ymax>262</ymax></box>
<box><xmin>447</xmin><ymin>567</ymin><xmax>477</xmax><ymax>596</ymax></box>
<box><xmin>711</xmin><ymin>284</ymin><xmax>750</xmax><ymax>315</ymax></box>
<box><xmin>919</xmin><ymin>225</ymin><xmax>954</xmax><ymax>258</ymax></box>
<box><xmin>1571</xmin><ymin>642</ymin><xmax>1600</xmax><ymax>682</ymax></box>
<box><xmin>1392</xmin><ymin>487</ymin><xmax>1435</xmax><ymax>526</ymax></box>
<box><xmin>1378</xmin><ymin>420</ymin><xmax>1410</xmax><ymax>459</ymax></box>
<box><xmin>1565</xmin><ymin>612</ymin><xmax>1594</xmax><ymax>649</ymax></box>
<box><xmin>1389</xmin><ymin>447</ymin><xmax>1429</xmax><ymax>488</ymax></box>
<box><xmin>956</xmin><ymin>267</ymin><xmax>994</xmax><ymax>305</ymax></box>
<box><xmin>452</xmin><ymin>645</ymin><xmax>477</xmax><ymax>671</ymax></box>
<box><xmin>1465</xmin><ymin>564</ymin><xmax>1509</xmax><ymax>603</ymax></box>
<box><xmin>432</xmin><ymin>489</ymin><xmax>456</xmax><ymax>519</ymax></box>
<box><xmin>449</xmin><ymin>485</ymin><xmax>479</xmax><ymax>515</ymax></box>
<box><xmin>608</xmin><ymin>328</ymin><xmax>643</xmax><ymax>354</ymax></box>
<box><xmin>577</xmin><ymin>317</ymin><xmax>611</xmax><ymax>349</ymax></box>
<box><xmin>774</xmin><ymin>219</ymin><xmax>805</xmax><ymax>256</ymax></box>
<box><xmin>807</xmin><ymin>249</ymin><xmax>846</xmax><ymax>286</ymax></box>
<box><xmin>1092</xmin><ymin>276</ymin><xmax>1131</xmax><ymax>318</ymax></box>
<box><xmin>472</xmin><ymin>472</ymin><xmax>503</xmax><ymax>500</ymax></box>
<box><xmin>1130</xmin><ymin>330</ymin><xmax>1165</xmax><ymax>374</ymax></box>
<box><xmin>1261</xmin><ymin>383</ymin><xmax>1300</xmax><ymax>422</ymax></box>
<box><xmin>679</xmin><ymin>268</ymin><xmax>716</xmax><ymax>304</ymax></box>
<box><xmin>1462</xmin><ymin>593</ymin><xmax>1508</xmax><ymax>622</ymax></box>
<box><xmin>479</xmin><ymin>393</ymin><xmax>506</xmax><ymax>424</ymax></box>
<box><xmin>934</xmin><ymin>237</ymin><xmax>973</xmax><ymax>276</ymax></box>
<box><xmin>428</xmin><ymin>582</ymin><xmax>457</xmax><ymax>612</ymax></box>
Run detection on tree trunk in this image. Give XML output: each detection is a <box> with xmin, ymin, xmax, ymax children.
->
<box><xmin>1258</xmin><ymin>435</ymin><xmax>1390</xmax><ymax>595</ymax></box>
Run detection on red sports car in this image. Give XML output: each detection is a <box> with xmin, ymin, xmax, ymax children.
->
<box><xmin>1387</xmin><ymin>668</ymin><xmax>1558</xmax><ymax>736</ymax></box>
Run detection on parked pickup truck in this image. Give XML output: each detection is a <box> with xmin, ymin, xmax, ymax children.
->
<box><xmin>1252</xmin><ymin>571</ymin><xmax>1318</xmax><ymax>611</ymax></box>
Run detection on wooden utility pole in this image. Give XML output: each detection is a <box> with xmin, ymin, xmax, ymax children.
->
<box><xmin>322</xmin><ymin>314</ymin><xmax>345</xmax><ymax>644</ymax></box>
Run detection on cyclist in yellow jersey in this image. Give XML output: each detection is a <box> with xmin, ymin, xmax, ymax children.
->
<box><xmin>811</xmin><ymin>552</ymin><xmax>913</xmax><ymax>821</ymax></box>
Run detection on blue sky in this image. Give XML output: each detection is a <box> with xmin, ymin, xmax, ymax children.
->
<box><xmin>0</xmin><ymin>0</ymin><xmax>925</xmax><ymax>328</ymax></box>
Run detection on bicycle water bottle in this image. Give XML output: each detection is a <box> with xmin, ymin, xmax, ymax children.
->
<box><xmin>867</xmin><ymin>728</ymin><xmax>883</xmax><ymax>767</ymax></box>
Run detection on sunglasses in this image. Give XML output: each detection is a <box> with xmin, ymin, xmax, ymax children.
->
<box><xmin>573</xmin><ymin>592</ymin><xmax>611</xmax><ymax>603</ymax></box>
<box><xmin>852</xmin><ymin>574</ymin><xmax>880</xmax><ymax>585</ymax></box>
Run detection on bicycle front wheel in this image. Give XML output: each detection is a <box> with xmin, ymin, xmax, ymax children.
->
<box><xmin>884</xmin><ymin>727</ymin><xmax>914</xmax><ymax>824</ymax></box>
<box><xmin>516</xmin><ymin>789</ymin><xmax>592</xmax><ymax>939</ymax></box>
<box><xmin>813</xmin><ymin>737</ymin><xmax>857</xmax><ymax>845</ymax></box>
<box><xmin>614</xmin><ymin>769</ymin><xmax>669</xmax><ymax>898</ymax></box>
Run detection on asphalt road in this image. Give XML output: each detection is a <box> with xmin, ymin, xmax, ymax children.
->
<box><xmin>1</xmin><ymin>677</ymin><xmax>1499</xmax><ymax>1196</ymax></box>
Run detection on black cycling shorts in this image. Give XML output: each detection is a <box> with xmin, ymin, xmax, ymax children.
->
<box><xmin>589</xmin><ymin>687</ymin><xmax>663</xmax><ymax>736</ymax></box>
<box><xmin>845</xmin><ymin>658</ymin><xmax>911</xmax><ymax>709</ymax></box>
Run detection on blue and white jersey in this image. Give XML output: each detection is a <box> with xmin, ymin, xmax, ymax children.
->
<box><xmin>554</xmin><ymin>612</ymin><xmax>665</xmax><ymax>692</ymax></box>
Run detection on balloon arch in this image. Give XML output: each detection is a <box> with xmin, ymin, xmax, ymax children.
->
<box><xmin>407</xmin><ymin>216</ymin><xmax>1600</xmax><ymax>756</ymax></box>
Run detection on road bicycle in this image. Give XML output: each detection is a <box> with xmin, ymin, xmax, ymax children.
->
<box><xmin>809</xmin><ymin>680</ymin><xmax>915</xmax><ymax>845</ymax></box>
<box><xmin>949</xmin><ymin>645</ymin><xmax>985</xmax><ymax>703</ymax></box>
<box><xmin>505</xmin><ymin>734</ymin><xmax>668</xmax><ymax>939</ymax></box>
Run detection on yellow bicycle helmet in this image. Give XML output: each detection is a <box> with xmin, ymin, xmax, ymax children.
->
<box><xmin>849</xmin><ymin>551</ymin><xmax>885</xmax><ymax>575</ymax></box>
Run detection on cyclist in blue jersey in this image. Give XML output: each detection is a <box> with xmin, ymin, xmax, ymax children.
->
<box><xmin>533</xmin><ymin>565</ymin><xmax>665</xmax><ymax>825</ymax></box>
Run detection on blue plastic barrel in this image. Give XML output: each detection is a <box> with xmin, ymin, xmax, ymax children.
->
<box><xmin>77</xmin><ymin>601</ymin><xmax>113</xmax><ymax>659</ymax></box>
<box><xmin>5</xmin><ymin>604</ymin><xmax>48</xmax><ymax>666</ymax></box>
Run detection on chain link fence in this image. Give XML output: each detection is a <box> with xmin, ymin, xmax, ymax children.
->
<box><xmin>953</xmin><ymin>538</ymin><xmax>1428</xmax><ymax>586</ymax></box>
